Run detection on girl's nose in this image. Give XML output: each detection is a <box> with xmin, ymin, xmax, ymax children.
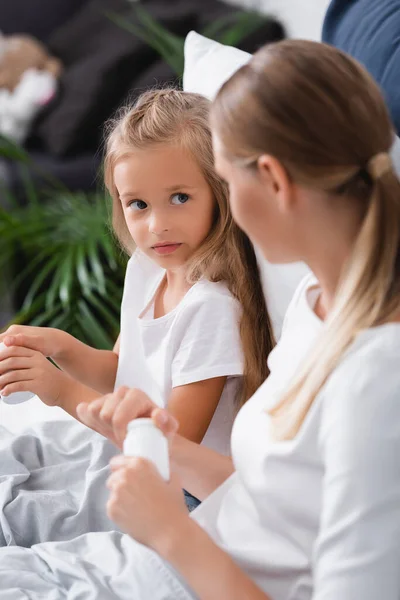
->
<box><xmin>149</xmin><ymin>211</ymin><xmax>169</xmax><ymax>236</ymax></box>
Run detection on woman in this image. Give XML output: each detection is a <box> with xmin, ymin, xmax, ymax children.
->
<box><xmin>0</xmin><ymin>39</ymin><xmax>400</xmax><ymax>600</ymax></box>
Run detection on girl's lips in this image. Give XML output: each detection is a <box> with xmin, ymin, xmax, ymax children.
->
<box><xmin>152</xmin><ymin>243</ymin><xmax>182</xmax><ymax>255</ymax></box>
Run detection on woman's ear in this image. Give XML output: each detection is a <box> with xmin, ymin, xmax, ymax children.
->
<box><xmin>256</xmin><ymin>155</ymin><xmax>294</xmax><ymax>212</ymax></box>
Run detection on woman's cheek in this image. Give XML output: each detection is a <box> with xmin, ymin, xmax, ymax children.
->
<box><xmin>228</xmin><ymin>187</ymin><xmax>249</xmax><ymax>229</ymax></box>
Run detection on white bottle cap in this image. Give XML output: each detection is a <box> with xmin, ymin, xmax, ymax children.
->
<box><xmin>127</xmin><ymin>418</ymin><xmax>155</xmax><ymax>432</ymax></box>
<box><xmin>0</xmin><ymin>341</ymin><xmax>35</xmax><ymax>404</ymax></box>
<box><xmin>124</xmin><ymin>418</ymin><xmax>170</xmax><ymax>481</ymax></box>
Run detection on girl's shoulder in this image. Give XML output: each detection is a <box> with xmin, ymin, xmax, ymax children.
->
<box><xmin>181</xmin><ymin>278</ymin><xmax>241</xmax><ymax>315</ymax></box>
<box><xmin>125</xmin><ymin>249</ymin><xmax>164</xmax><ymax>290</ymax></box>
<box><xmin>173</xmin><ymin>278</ymin><xmax>242</xmax><ymax>331</ymax></box>
<box><xmin>121</xmin><ymin>250</ymin><xmax>165</xmax><ymax>316</ymax></box>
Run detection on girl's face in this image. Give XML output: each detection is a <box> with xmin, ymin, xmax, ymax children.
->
<box><xmin>114</xmin><ymin>144</ymin><xmax>215</xmax><ymax>270</ymax></box>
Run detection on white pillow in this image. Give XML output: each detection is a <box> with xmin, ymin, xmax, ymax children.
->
<box><xmin>183</xmin><ymin>31</ymin><xmax>251</xmax><ymax>101</ymax></box>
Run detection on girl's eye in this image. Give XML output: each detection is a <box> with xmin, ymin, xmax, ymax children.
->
<box><xmin>171</xmin><ymin>193</ymin><xmax>189</xmax><ymax>205</ymax></box>
<box><xmin>129</xmin><ymin>200</ymin><xmax>148</xmax><ymax>211</ymax></box>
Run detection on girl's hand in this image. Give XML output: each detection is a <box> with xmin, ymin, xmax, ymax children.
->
<box><xmin>107</xmin><ymin>455</ymin><xmax>189</xmax><ymax>552</ymax></box>
<box><xmin>77</xmin><ymin>386</ymin><xmax>179</xmax><ymax>449</ymax></box>
<box><xmin>0</xmin><ymin>345</ymin><xmax>69</xmax><ymax>406</ymax></box>
<box><xmin>0</xmin><ymin>325</ymin><xmax>67</xmax><ymax>359</ymax></box>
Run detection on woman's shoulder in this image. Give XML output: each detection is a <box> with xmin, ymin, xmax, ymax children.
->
<box><xmin>321</xmin><ymin>324</ymin><xmax>400</xmax><ymax>433</ymax></box>
<box><xmin>333</xmin><ymin>323</ymin><xmax>400</xmax><ymax>381</ymax></box>
<box><xmin>279</xmin><ymin>273</ymin><xmax>320</xmax><ymax>335</ymax></box>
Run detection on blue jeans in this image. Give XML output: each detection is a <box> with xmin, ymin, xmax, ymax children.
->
<box><xmin>183</xmin><ymin>489</ymin><xmax>201</xmax><ymax>512</ymax></box>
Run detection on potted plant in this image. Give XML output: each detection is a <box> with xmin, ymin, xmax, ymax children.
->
<box><xmin>0</xmin><ymin>136</ymin><xmax>126</xmax><ymax>348</ymax></box>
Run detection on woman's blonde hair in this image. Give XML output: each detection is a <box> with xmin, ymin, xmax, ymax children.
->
<box><xmin>104</xmin><ymin>88</ymin><xmax>275</xmax><ymax>406</ymax></box>
<box><xmin>211</xmin><ymin>40</ymin><xmax>400</xmax><ymax>440</ymax></box>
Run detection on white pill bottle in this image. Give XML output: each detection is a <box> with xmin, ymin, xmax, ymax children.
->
<box><xmin>0</xmin><ymin>342</ymin><xmax>35</xmax><ymax>404</ymax></box>
<box><xmin>123</xmin><ymin>418</ymin><xmax>170</xmax><ymax>481</ymax></box>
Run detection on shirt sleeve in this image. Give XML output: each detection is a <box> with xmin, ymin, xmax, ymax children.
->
<box><xmin>313</xmin><ymin>346</ymin><xmax>400</xmax><ymax>600</ymax></box>
<box><xmin>171</xmin><ymin>292</ymin><xmax>243</xmax><ymax>388</ymax></box>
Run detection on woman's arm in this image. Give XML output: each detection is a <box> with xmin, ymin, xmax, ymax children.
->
<box><xmin>169</xmin><ymin>429</ymin><xmax>233</xmax><ymax>500</ymax></box>
<box><xmin>107</xmin><ymin>455</ymin><xmax>270</xmax><ymax>600</ymax></box>
<box><xmin>159</xmin><ymin>518</ymin><xmax>270</xmax><ymax>600</ymax></box>
<box><xmin>313</xmin><ymin>356</ymin><xmax>400</xmax><ymax>599</ymax></box>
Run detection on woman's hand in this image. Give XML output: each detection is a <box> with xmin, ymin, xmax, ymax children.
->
<box><xmin>0</xmin><ymin>325</ymin><xmax>67</xmax><ymax>359</ymax></box>
<box><xmin>77</xmin><ymin>386</ymin><xmax>178</xmax><ymax>448</ymax></box>
<box><xmin>0</xmin><ymin>344</ymin><xmax>70</xmax><ymax>406</ymax></box>
<box><xmin>106</xmin><ymin>455</ymin><xmax>189</xmax><ymax>552</ymax></box>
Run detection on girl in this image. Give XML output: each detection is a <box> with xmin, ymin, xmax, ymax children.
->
<box><xmin>0</xmin><ymin>38</ymin><xmax>398</xmax><ymax>600</ymax></box>
<box><xmin>0</xmin><ymin>89</ymin><xmax>273</xmax><ymax>542</ymax></box>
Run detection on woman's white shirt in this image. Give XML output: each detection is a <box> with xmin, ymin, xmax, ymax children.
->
<box><xmin>115</xmin><ymin>250</ymin><xmax>244</xmax><ymax>455</ymax></box>
<box><xmin>193</xmin><ymin>275</ymin><xmax>400</xmax><ymax>600</ymax></box>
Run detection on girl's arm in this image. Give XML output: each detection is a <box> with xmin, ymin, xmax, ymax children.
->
<box><xmin>52</xmin><ymin>332</ymin><xmax>119</xmax><ymax>393</ymax></box>
<box><xmin>0</xmin><ymin>326</ymin><xmax>119</xmax><ymax>394</ymax></box>
<box><xmin>107</xmin><ymin>455</ymin><xmax>270</xmax><ymax>600</ymax></box>
<box><xmin>168</xmin><ymin>376</ymin><xmax>227</xmax><ymax>443</ymax></box>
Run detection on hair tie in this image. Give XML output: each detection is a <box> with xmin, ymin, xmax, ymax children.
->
<box><xmin>367</xmin><ymin>152</ymin><xmax>392</xmax><ymax>180</ymax></box>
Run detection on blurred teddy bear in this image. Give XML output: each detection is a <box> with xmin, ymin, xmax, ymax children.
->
<box><xmin>0</xmin><ymin>33</ymin><xmax>63</xmax><ymax>143</ymax></box>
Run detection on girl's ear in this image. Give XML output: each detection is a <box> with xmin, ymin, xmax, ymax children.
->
<box><xmin>256</xmin><ymin>154</ymin><xmax>295</xmax><ymax>213</ymax></box>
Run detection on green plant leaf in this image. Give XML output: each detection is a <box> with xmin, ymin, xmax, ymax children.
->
<box><xmin>45</xmin><ymin>264</ymin><xmax>66</xmax><ymax>311</ymax></box>
<box><xmin>86</xmin><ymin>290</ymin><xmax>120</xmax><ymax>333</ymax></box>
<box><xmin>87</xmin><ymin>238</ymin><xmax>106</xmax><ymax>295</ymax></box>
<box><xmin>76</xmin><ymin>243</ymin><xmax>93</xmax><ymax>295</ymax></box>
<box><xmin>0</xmin><ymin>135</ymin><xmax>30</xmax><ymax>163</ymax></box>
<box><xmin>58</xmin><ymin>247</ymin><xmax>76</xmax><ymax>307</ymax></box>
<box><xmin>105</xmin><ymin>7</ymin><xmax>184</xmax><ymax>76</ymax></box>
<box><xmin>212</xmin><ymin>11</ymin><xmax>269</xmax><ymax>47</ymax></box>
<box><xmin>30</xmin><ymin>304</ymin><xmax>64</xmax><ymax>327</ymax></box>
<box><xmin>19</xmin><ymin>164</ymin><xmax>40</xmax><ymax>207</ymax></box>
<box><xmin>78</xmin><ymin>299</ymin><xmax>114</xmax><ymax>349</ymax></box>
<box><xmin>22</xmin><ymin>254</ymin><xmax>61</xmax><ymax>311</ymax></box>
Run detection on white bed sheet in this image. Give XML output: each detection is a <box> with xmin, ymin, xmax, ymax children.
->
<box><xmin>0</xmin><ymin>396</ymin><xmax>73</xmax><ymax>434</ymax></box>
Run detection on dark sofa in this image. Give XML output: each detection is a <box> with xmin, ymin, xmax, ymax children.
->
<box><xmin>1</xmin><ymin>0</ymin><xmax>285</xmax><ymax>195</ymax></box>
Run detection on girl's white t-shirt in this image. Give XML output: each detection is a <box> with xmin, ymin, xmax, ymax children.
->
<box><xmin>193</xmin><ymin>275</ymin><xmax>400</xmax><ymax>600</ymax></box>
<box><xmin>115</xmin><ymin>250</ymin><xmax>244</xmax><ymax>455</ymax></box>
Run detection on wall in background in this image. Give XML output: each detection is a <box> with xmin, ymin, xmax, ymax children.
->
<box><xmin>227</xmin><ymin>0</ymin><xmax>331</xmax><ymax>40</ymax></box>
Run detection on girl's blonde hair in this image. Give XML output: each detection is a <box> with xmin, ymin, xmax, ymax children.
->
<box><xmin>211</xmin><ymin>40</ymin><xmax>400</xmax><ymax>440</ymax></box>
<box><xmin>104</xmin><ymin>88</ymin><xmax>275</xmax><ymax>406</ymax></box>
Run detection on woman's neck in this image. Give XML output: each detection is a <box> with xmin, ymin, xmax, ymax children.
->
<box><xmin>304</xmin><ymin>213</ymin><xmax>363</xmax><ymax>321</ymax></box>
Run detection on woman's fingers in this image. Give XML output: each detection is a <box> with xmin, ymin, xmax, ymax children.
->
<box><xmin>77</xmin><ymin>389</ymin><xmax>130</xmax><ymax>446</ymax></box>
<box><xmin>99</xmin><ymin>393</ymin><xmax>122</xmax><ymax>426</ymax></box>
<box><xmin>151</xmin><ymin>408</ymin><xmax>179</xmax><ymax>439</ymax></box>
<box><xmin>111</xmin><ymin>388</ymin><xmax>155</xmax><ymax>445</ymax></box>
<box><xmin>78</xmin><ymin>387</ymin><xmax>158</xmax><ymax>447</ymax></box>
<box><xmin>77</xmin><ymin>397</ymin><xmax>114</xmax><ymax>440</ymax></box>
